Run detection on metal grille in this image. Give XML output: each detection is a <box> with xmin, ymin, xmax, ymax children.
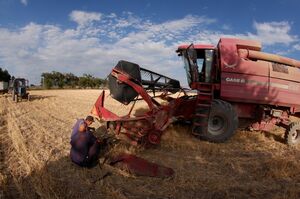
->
<box><xmin>140</xmin><ymin>67</ymin><xmax>180</xmax><ymax>93</ymax></box>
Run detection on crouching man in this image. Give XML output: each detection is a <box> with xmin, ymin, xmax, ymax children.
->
<box><xmin>70</xmin><ymin>116</ymin><xmax>101</xmax><ymax>168</ymax></box>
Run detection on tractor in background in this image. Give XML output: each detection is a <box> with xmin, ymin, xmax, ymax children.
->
<box><xmin>9</xmin><ymin>77</ymin><xmax>30</xmax><ymax>102</ymax></box>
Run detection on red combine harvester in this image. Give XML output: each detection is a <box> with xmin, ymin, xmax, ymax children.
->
<box><xmin>92</xmin><ymin>38</ymin><xmax>300</xmax><ymax>147</ymax></box>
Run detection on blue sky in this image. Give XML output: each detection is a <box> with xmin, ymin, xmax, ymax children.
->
<box><xmin>0</xmin><ymin>0</ymin><xmax>300</xmax><ymax>85</ymax></box>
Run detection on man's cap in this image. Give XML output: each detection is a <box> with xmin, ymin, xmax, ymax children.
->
<box><xmin>85</xmin><ymin>115</ymin><xmax>94</xmax><ymax>122</ymax></box>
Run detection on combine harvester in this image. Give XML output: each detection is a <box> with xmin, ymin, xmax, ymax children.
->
<box><xmin>92</xmin><ymin>38</ymin><xmax>300</xmax><ymax>147</ymax></box>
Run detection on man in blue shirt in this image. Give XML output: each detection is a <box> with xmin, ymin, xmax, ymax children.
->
<box><xmin>70</xmin><ymin>116</ymin><xmax>101</xmax><ymax>168</ymax></box>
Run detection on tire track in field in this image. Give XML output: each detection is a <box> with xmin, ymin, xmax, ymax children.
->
<box><xmin>24</xmin><ymin>94</ymin><xmax>74</xmax><ymax>125</ymax></box>
<box><xmin>0</xmin><ymin>97</ymin><xmax>23</xmax><ymax>198</ymax></box>
<box><xmin>3</xmin><ymin>97</ymin><xmax>62</xmax><ymax>198</ymax></box>
<box><xmin>24</xmin><ymin>97</ymin><xmax>75</xmax><ymax>148</ymax></box>
<box><xmin>5</xmin><ymin>97</ymin><xmax>67</xmax><ymax>162</ymax></box>
<box><xmin>5</xmin><ymin>97</ymin><xmax>41</xmax><ymax>167</ymax></box>
<box><xmin>31</xmin><ymin>90</ymin><xmax>98</xmax><ymax>121</ymax></box>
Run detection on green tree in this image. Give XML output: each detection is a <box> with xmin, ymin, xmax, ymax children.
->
<box><xmin>41</xmin><ymin>71</ymin><xmax>65</xmax><ymax>88</ymax></box>
<box><xmin>79</xmin><ymin>74</ymin><xmax>93</xmax><ymax>88</ymax></box>
<box><xmin>41</xmin><ymin>71</ymin><xmax>106</xmax><ymax>89</ymax></box>
<box><xmin>78</xmin><ymin>74</ymin><xmax>105</xmax><ymax>88</ymax></box>
<box><xmin>51</xmin><ymin>71</ymin><xmax>65</xmax><ymax>88</ymax></box>
<box><xmin>41</xmin><ymin>72</ymin><xmax>53</xmax><ymax>89</ymax></box>
<box><xmin>64</xmin><ymin>73</ymin><xmax>79</xmax><ymax>88</ymax></box>
<box><xmin>0</xmin><ymin>68</ymin><xmax>11</xmax><ymax>82</ymax></box>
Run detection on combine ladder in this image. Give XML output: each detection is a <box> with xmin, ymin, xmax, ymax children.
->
<box><xmin>192</xmin><ymin>83</ymin><xmax>214</xmax><ymax>136</ymax></box>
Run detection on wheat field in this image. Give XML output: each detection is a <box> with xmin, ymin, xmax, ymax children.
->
<box><xmin>0</xmin><ymin>89</ymin><xmax>299</xmax><ymax>199</ymax></box>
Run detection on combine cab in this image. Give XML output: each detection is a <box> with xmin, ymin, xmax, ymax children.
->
<box><xmin>93</xmin><ymin>38</ymin><xmax>300</xmax><ymax>147</ymax></box>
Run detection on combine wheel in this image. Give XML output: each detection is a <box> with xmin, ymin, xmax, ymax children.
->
<box><xmin>285</xmin><ymin>122</ymin><xmax>300</xmax><ymax>147</ymax></box>
<box><xmin>200</xmin><ymin>99</ymin><xmax>238</xmax><ymax>143</ymax></box>
<box><xmin>148</xmin><ymin>131</ymin><xmax>161</xmax><ymax>145</ymax></box>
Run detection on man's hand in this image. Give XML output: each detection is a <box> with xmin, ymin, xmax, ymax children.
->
<box><xmin>88</xmin><ymin>127</ymin><xmax>96</xmax><ymax>132</ymax></box>
<box><xmin>96</xmin><ymin>138</ymin><xmax>103</xmax><ymax>144</ymax></box>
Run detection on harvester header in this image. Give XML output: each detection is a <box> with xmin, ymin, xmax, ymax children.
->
<box><xmin>108</xmin><ymin>60</ymin><xmax>181</xmax><ymax>105</ymax></box>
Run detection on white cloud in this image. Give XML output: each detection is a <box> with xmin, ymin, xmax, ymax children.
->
<box><xmin>221</xmin><ymin>24</ymin><xmax>231</xmax><ymax>30</ymax></box>
<box><xmin>1</xmin><ymin>13</ymin><xmax>216</xmax><ymax>84</ymax></box>
<box><xmin>0</xmin><ymin>11</ymin><xmax>298</xmax><ymax>86</ymax></box>
<box><xmin>251</xmin><ymin>21</ymin><xmax>297</xmax><ymax>45</ymax></box>
<box><xmin>150</xmin><ymin>15</ymin><xmax>215</xmax><ymax>33</ymax></box>
<box><xmin>294</xmin><ymin>44</ymin><xmax>300</xmax><ymax>50</ymax></box>
<box><xmin>185</xmin><ymin>21</ymin><xmax>298</xmax><ymax>48</ymax></box>
<box><xmin>20</xmin><ymin>0</ymin><xmax>28</xmax><ymax>6</ymax></box>
<box><xmin>69</xmin><ymin>10</ymin><xmax>101</xmax><ymax>26</ymax></box>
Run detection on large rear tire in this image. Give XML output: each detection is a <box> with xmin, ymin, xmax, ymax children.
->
<box><xmin>285</xmin><ymin>122</ymin><xmax>300</xmax><ymax>147</ymax></box>
<box><xmin>199</xmin><ymin>99</ymin><xmax>238</xmax><ymax>143</ymax></box>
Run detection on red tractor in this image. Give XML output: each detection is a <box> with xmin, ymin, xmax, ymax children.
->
<box><xmin>92</xmin><ymin>38</ymin><xmax>300</xmax><ymax>147</ymax></box>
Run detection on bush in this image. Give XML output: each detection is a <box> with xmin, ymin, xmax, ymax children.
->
<box><xmin>0</xmin><ymin>68</ymin><xmax>11</xmax><ymax>82</ymax></box>
<box><xmin>41</xmin><ymin>71</ymin><xmax>105</xmax><ymax>89</ymax></box>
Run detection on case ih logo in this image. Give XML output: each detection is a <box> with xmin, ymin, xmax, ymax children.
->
<box><xmin>225</xmin><ymin>77</ymin><xmax>246</xmax><ymax>83</ymax></box>
<box><xmin>223</xmin><ymin>77</ymin><xmax>298</xmax><ymax>91</ymax></box>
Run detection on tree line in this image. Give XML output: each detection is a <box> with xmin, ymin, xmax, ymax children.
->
<box><xmin>41</xmin><ymin>71</ymin><xmax>106</xmax><ymax>89</ymax></box>
<box><xmin>0</xmin><ymin>67</ymin><xmax>11</xmax><ymax>82</ymax></box>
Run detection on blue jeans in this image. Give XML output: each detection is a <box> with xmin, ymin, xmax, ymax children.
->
<box><xmin>70</xmin><ymin>132</ymin><xmax>101</xmax><ymax>168</ymax></box>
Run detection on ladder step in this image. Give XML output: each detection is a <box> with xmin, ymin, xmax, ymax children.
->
<box><xmin>195</xmin><ymin>113</ymin><xmax>209</xmax><ymax>117</ymax></box>
<box><xmin>198</xmin><ymin>92</ymin><xmax>212</xmax><ymax>96</ymax></box>
<box><xmin>198</xmin><ymin>88</ymin><xmax>212</xmax><ymax>92</ymax></box>
<box><xmin>197</xmin><ymin>82</ymin><xmax>213</xmax><ymax>86</ymax></box>
<box><xmin>197</xmin><ymin>97</ymin><xmax>211</xmax><ymax>102</ymax></box>
<box><xmin>197</xmin><ymin>95</ymin><xmax>211</xmax><ymax>98</ymax></box>
<box><xmin>193</xmin><ymin>122</ymin><xmax>208</xmax><ymax>126</ymax></box>
<box><xmin>197</xmin><ymin>103</ymin><xmax>211</xmax><ymax>107</ymax></box>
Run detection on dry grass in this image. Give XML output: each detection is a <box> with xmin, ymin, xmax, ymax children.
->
<box><xmin>0</xmin><ymin>89</ymin><xmax>299</xmax><ymax>199</ymax></box>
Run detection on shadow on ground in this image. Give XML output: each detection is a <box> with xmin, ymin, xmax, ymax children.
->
<box><xmin>3</xmin><ymin>137</ymin><xmax>300</xmax><ymax>199</ymax></box>
<box><xmin>1</xmin><ymin>120</ymin><xmax>300</xmax><ymax>199</ymax></box>
<box><xmin>28</xmin><ymin>95</ymin><xmax>55</xmax><ymax>101</ymax></box>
